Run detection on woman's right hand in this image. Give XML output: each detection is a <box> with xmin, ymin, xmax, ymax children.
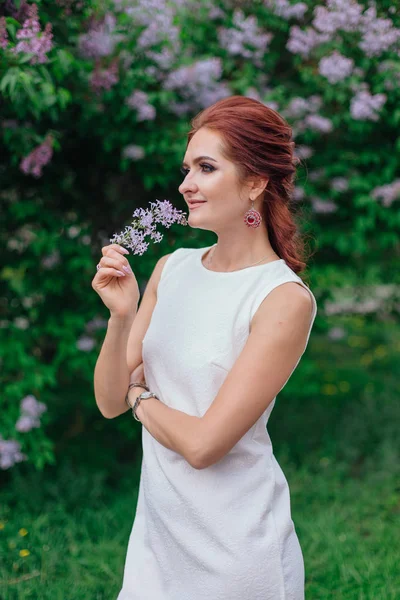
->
<box><xmin>91</xmin><ymin>244</ymin><xmax>140</xmax><ymax>318</ymax></box>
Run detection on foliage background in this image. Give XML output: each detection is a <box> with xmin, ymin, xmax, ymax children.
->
<box><xmin>1</xmin><ymin>0</ymin><xmax>399</xmax><ymax>597</ymax></box>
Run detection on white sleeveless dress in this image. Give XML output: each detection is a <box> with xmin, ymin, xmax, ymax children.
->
<box><xmin>117</xmin><ymin>244</ymin><xmax>317</xmax><ymax>600</ymax></box>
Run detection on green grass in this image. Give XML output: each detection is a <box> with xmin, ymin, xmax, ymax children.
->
<box><xmin>1</xmin><ymin>450</ymin><xmax>398</xmax><ymax>600</ymax></box>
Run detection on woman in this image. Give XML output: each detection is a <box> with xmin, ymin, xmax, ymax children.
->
<box><xmin>93</xmin><ymin>95</ymin><xmax>317</xmax><ymax>600</ymax></box>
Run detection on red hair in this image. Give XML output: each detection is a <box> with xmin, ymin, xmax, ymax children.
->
<box><xmin>187</xmin><ymin>95</ymin><xmax>314</xmax><ymax>276</ymax></box>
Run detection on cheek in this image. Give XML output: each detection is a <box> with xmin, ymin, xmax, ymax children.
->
<box><xmin>203</xmin><ymin>173</ymin><xmax>228</xmax><ymax>198</ymax></box>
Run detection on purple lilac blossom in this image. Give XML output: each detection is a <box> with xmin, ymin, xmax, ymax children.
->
<box><xmin>110</xmin><ymin>200</ymin><xmax>187</xmax><ymax>255</ymax></box>
<box><xmin>77</xmin><ymin>336</ymin><xmax>96</xmax><ymax>351</ymax></box>
<box><xmin>264</xmin><ymin>0</ymin><xmax>308</xmax><ymax>20</ymax></box>
<box><xmin>283</xmin><ymin>95</ymin><xmax>323</xmax><ymax>119</ymax></box>
<box><xmin>286</xmin><ymin>25</ymin><xmax>331</xmax><ymax>57</ymax></box>
<box><xmin>331</xmin><ymin>177</ymin><xmax>349</xmax><ymax>192</ymax></box>
<box><xmin>90</xmin><ymin>60</ymin><xmax>119</xmax><ymax>93</ymax></box>
<box><xmin>125</xmin><ymin>91</ymin><xmax>156</xmax><ymax>121</ymax></box>
<box><xmin>377</xmin><ymin>60</ymin><xmax>400</xmax><ymax>91</ymax></box>
<box><xmin>163</xmin><ymin>58</ymin><xmax>231</xmax><ymax>115</ymax></box>
<box><xmin>146</xmin><ymin>47</ymin><xmax>176</xmax><ymax>71</ymax></box>
<box><xmin>20</xmin><ymin>395</ymin><xmax>47</xmax><ymax>418</ymax></box>
<box><xmin>0</xmin><ymin>436</ymin><xmax>27</xmax><ymax>470</ymax></box>
<box><xmin>303</xmin><ymin>114</ymin><xmax>333</xmax><ymax>133</ymax></box>
<box><xmin>15</xmin><ymin>414</ymin><xmax>41</xmax><ymax>432</ymax></box>
<box><xmin>311</xmin><ymin>197</ymin><xmax>338</xmax><ymax>214</ymax></box>
<box><xmin>350</xmin><ymin>90</ymin><xmax>387</xmax><ymax>121</ymax></box>
<box><xmin>358</xmin><ymin>5</ymin><xmax>400</xmax><ymax>57</ymax></box>
<box><xmin>78</xmin><ymin>13</ymin><xmax>124</xmax><ymax>59</ymax></box>
<box><xmin>309</xmin><ymin>168</ymin><xmax>326</xmax><ymax>182</ymax></box>
<box><xmin>20</xmin><ymin>136</ymin><xmax>53</xmax><ymax>178</ymax></box>
<box><xmin>313</xmin><ymin>0</ymin><xmax>364</xmax><ymax>34</ymax></box>
<box><xmin>85</xmin><ymin>317</ymin><xmax>108</xmax><ymax>332</ymax></box>
<box><xmin>41</xmin><ymin>250</ymin><xmax>60</xmax><ymax>269</ymax></box>
<box><xmin>209</xmin><ymin>6</ymin><xmax>225</xmax><ymax>20</ymax></box>
<box><xmin>294</xmin><ymin>145</ymin><xmax>314</xmax><ymax>160</ymax></box>
<box><xmin>0</xmin><ymin>17</ymin><xmax>8</xmax><ymax>49</ymax></box>
<box><xmin>122</xmin><ymin>145</ymin><xmax>145</xmax><ymax>160</ymax></box>
<box><xmin>318</xmin><ymin>51</ymin><xmax>354</xmax><ymax>84</ymax></box>
<box><xmin>371</xmin><ymin>180</ymin><xmax>400</xmax><ymax>208</ymax></box>
<box><xmin>218</xmin><ymin>9</ymin><xmax>273</xmax><ymax>66</ymax></box>
<box><xmin>121</xmin><ymin>1</ymin><xmax>181</xmax><ymax>57</ymax></box>
<box><xmin>11</xmin><ymin>3</ymin><xmax>53</xmax><ymax>65</ymax></box>
<box><xmin>292</xmin><ymin>186</ymin><xmax>305</xmax><ymax>202</ymax></box>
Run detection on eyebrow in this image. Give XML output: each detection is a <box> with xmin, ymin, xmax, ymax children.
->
<box><xmin>181</xmin><ymin>155</ymin><xmax>218</xmax><ymax>167</ymax></box>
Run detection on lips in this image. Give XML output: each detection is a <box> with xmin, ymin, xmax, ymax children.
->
<box><xmin>188</xmin><ymin>201</ymin><xmax>206</xmax><ymax>209</ymax></box>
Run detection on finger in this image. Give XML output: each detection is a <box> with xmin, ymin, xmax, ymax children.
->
<box><xmin>96</xmin><ymin>266</ymin><xmax>126</xmax><ymax>278</ymax></box>
<box><xmin>102</xmin><ymin>244</ymin><xmax>129</xmax><ymax>257</ymax></box>
<box><xmin>99</xmin><ymin>256</ymin><xmax>132</xmax><ymax>274</ymax></box>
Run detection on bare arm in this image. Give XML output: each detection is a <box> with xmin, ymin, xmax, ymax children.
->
<box><xmin>94</xmin><ymin>313</ymin><xmax>136</xmax><ymax>419</ymax></box>
<box><xmin>92</xmin><ymin>249</ymin><xmax>172</xmax><ymax>419</ymax></box>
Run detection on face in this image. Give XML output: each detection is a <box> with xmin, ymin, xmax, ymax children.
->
<box><xmin>178</xmin><ymin>128</ymin><xmax>252</xmax><ymax>233</ymax></box>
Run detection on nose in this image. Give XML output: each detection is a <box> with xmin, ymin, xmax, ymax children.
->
<box><xmin>178</xmin><ymin>172</ymin><xmax>199</xmax><ymax>196</ymax></box>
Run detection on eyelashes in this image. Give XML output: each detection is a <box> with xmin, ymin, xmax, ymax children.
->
<box><xmin>180</xmin><ymin>163</ymin><xmax>215</xmax><ymax>177</ymax></box>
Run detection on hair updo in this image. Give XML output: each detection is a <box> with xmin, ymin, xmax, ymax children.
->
<box><xmin>187</xmin><ymin>95</ymin><xmax>314</xmax><ymax>276</ymax></box>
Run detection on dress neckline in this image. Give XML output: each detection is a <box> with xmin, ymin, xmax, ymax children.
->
<box><xmin>198</xmin><ymin>244</ymin><xmax>285</xmax><ymax>275</ymax></box>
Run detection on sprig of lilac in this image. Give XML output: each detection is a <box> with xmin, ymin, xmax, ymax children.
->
<box><xmin>110</xmin><ymin>199</ymin><xmax>188</xmax><ymax>255</ymax></box>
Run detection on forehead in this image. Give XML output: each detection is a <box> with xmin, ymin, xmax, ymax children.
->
<box><xmin>184</xmin><ymin>128</ymin><xmax>224</xmax><ymax>161</ymax></box>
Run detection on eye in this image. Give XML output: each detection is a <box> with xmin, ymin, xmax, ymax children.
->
<box><xmin>180</xmin><ymin>163</ymin><xmax>215</xmax><ymax>177</ymax></box>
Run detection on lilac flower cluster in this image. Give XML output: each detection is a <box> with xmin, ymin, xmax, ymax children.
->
<box><xmin>302</xmin><ymin>114</ymin><xmax>333</xmax><ymax>133</ymax></box>
<box><xmin>15</xmin><ymin>395</ymin><xmax>47</xmax><ymax>433</ymax></box>
<box><xmin>287</xmin><ymin>0</ymin><xmax>400</xmax><ymax>59</ymax></box>
<box><xmin>78</xmin><ymin>13</ymin><xmax>124</xmax><ymax>59</ymax></box>
<box><xmin>20</xmin><ymin>135</ymin><xmax>53</xmax><ymax>178</ymax></box>
<box><xmin>0</xmin><ymin>437</ymin><xmax>26</xmax><ymax>470</ymax></box>
<box><xmin>350</xmin><ymin>89</ymin><xmax>387</xmax><ymax>121</ymax></box>
<box><xmin>283</xmin><ymin>95</ymin><xmax>323</xmax><ymax>119</ymax></box>
<box><xmin>331</xmin><ymin>177</ymin><xmax>349</xmax><ymax>192</ymax></box>
<box><xmin>122</xmin><ymin>145</ymin><xmax>145</xmax><ymax>160</ymax></box>
<box><xmin>110</xmin><ymin>200</ymin><xmax>188</xmax><ymax>255</ymax></box>
<box><xmin>117</xmin><ymin>0</ymin><xmax>181</xmax><ymax>64</ymax></box>
<box><xmin>264</xmin><ymin>0</ymin><xmax>308</xmax><ymax>21</ymax></box>
<box><xmin>163</xmin><ymin>58</ymin><xmax>231</xmax><ymax>116</ymax></box>
<box><xmin>313</xmin><ymin>0</ymin><xmax>364</xmax><ymax>34</ymax></box>
<box><xmin>371</xmin><ymin>180</ymin><xmax>400</xmax><ymax>208</ymax></box>
<box><xmin>125</xmin><ymin>91</ymin><xmax>156</xmax><ymax>121</ymax></box>
<box><xmin>311</xmin><ymin>197</ymin><xmax>338</xmax><ymax>214</ymax></box>
<box><xmin>282</xmin><ymin>95</ymin><xmax>332</xmax><ymax>135</ymax></box>
<box><xmin>0</xmin><ymin>395</ymin><xmax>47</xmax><ymax>469</ymax></box>
<box><xmin>76</xmin><ymin>317</ymin><xmax>108</xmax><ymax>353</ymax></box>
<box><xmin>377</xmin><ymin>60</ymin><xmax>400</xmax><ymax>92</ymax></box>
<box><xmin>286</xmin><ymin>26</ymin><xmax>331</xmax><ymax>57</ymax></box>
<box><xmin>11</xmin><ymin>3</ymin><xmax>53</xmax><ymax>65</ymax></box>
<box><xmin>0</xmin><ymin>17</ymin><xmax>8</xmax><ymax>50</ymax></box>
<box><xmin>218</xmin><ymin>9</ymin><xmax>273</xmax><ymax>67</ymax></box>
<box><xmin>358</xmin><ymin>5</ymin><xmax>400</xmax><ymax>57</ymax></box>
<box><xmin>318</xmin><ymin>51</ymin><xmax>354</xmax><ymax>84</ymax></box>
<box><xmin>90</xmin><ymin>59</ymin><xmax>119</xmax><ymax>94</ymax></box>
<box><xmin>294</xmin><ymin>145</ymin><xmax>314</xmax><ymax>160</ymax></box>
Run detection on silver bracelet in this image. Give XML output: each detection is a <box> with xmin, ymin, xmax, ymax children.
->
<box><xmin>125</xmin><ymin>382</ymin><xmax>149</xmax><ymax>409</ymax></box>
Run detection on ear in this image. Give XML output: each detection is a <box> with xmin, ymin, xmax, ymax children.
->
<box><xmin>247</xmin><ymin>175</ymin><xmax>269</xmax><ymax>201</ymax></box>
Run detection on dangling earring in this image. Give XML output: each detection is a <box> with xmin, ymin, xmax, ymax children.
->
<box><xmin>244</xmin><ymin>199</ymin><xmax>262</xmax><ymax>228</ymax></box>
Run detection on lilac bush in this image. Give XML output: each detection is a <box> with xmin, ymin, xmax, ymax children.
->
<box><xmin>1</xmin><ymin>0</ymin><xmax>399</xmax><ymax>471</ymax></box>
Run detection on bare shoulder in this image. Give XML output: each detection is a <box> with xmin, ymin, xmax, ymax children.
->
<box><xmin>251</xmin><ymin>281</ymin><xmax>313</xmax><ymax>334</ymax></box>
<box><xmin>148</xmin><ymin>252</ymin><xmax>174</xmax><ymax>296</ymax></box>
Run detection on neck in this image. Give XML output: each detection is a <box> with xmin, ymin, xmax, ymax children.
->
<box><xmin>208</xmin><ymin>230</ymin><xmax>279</xmax><ymax>271</ymax></box>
